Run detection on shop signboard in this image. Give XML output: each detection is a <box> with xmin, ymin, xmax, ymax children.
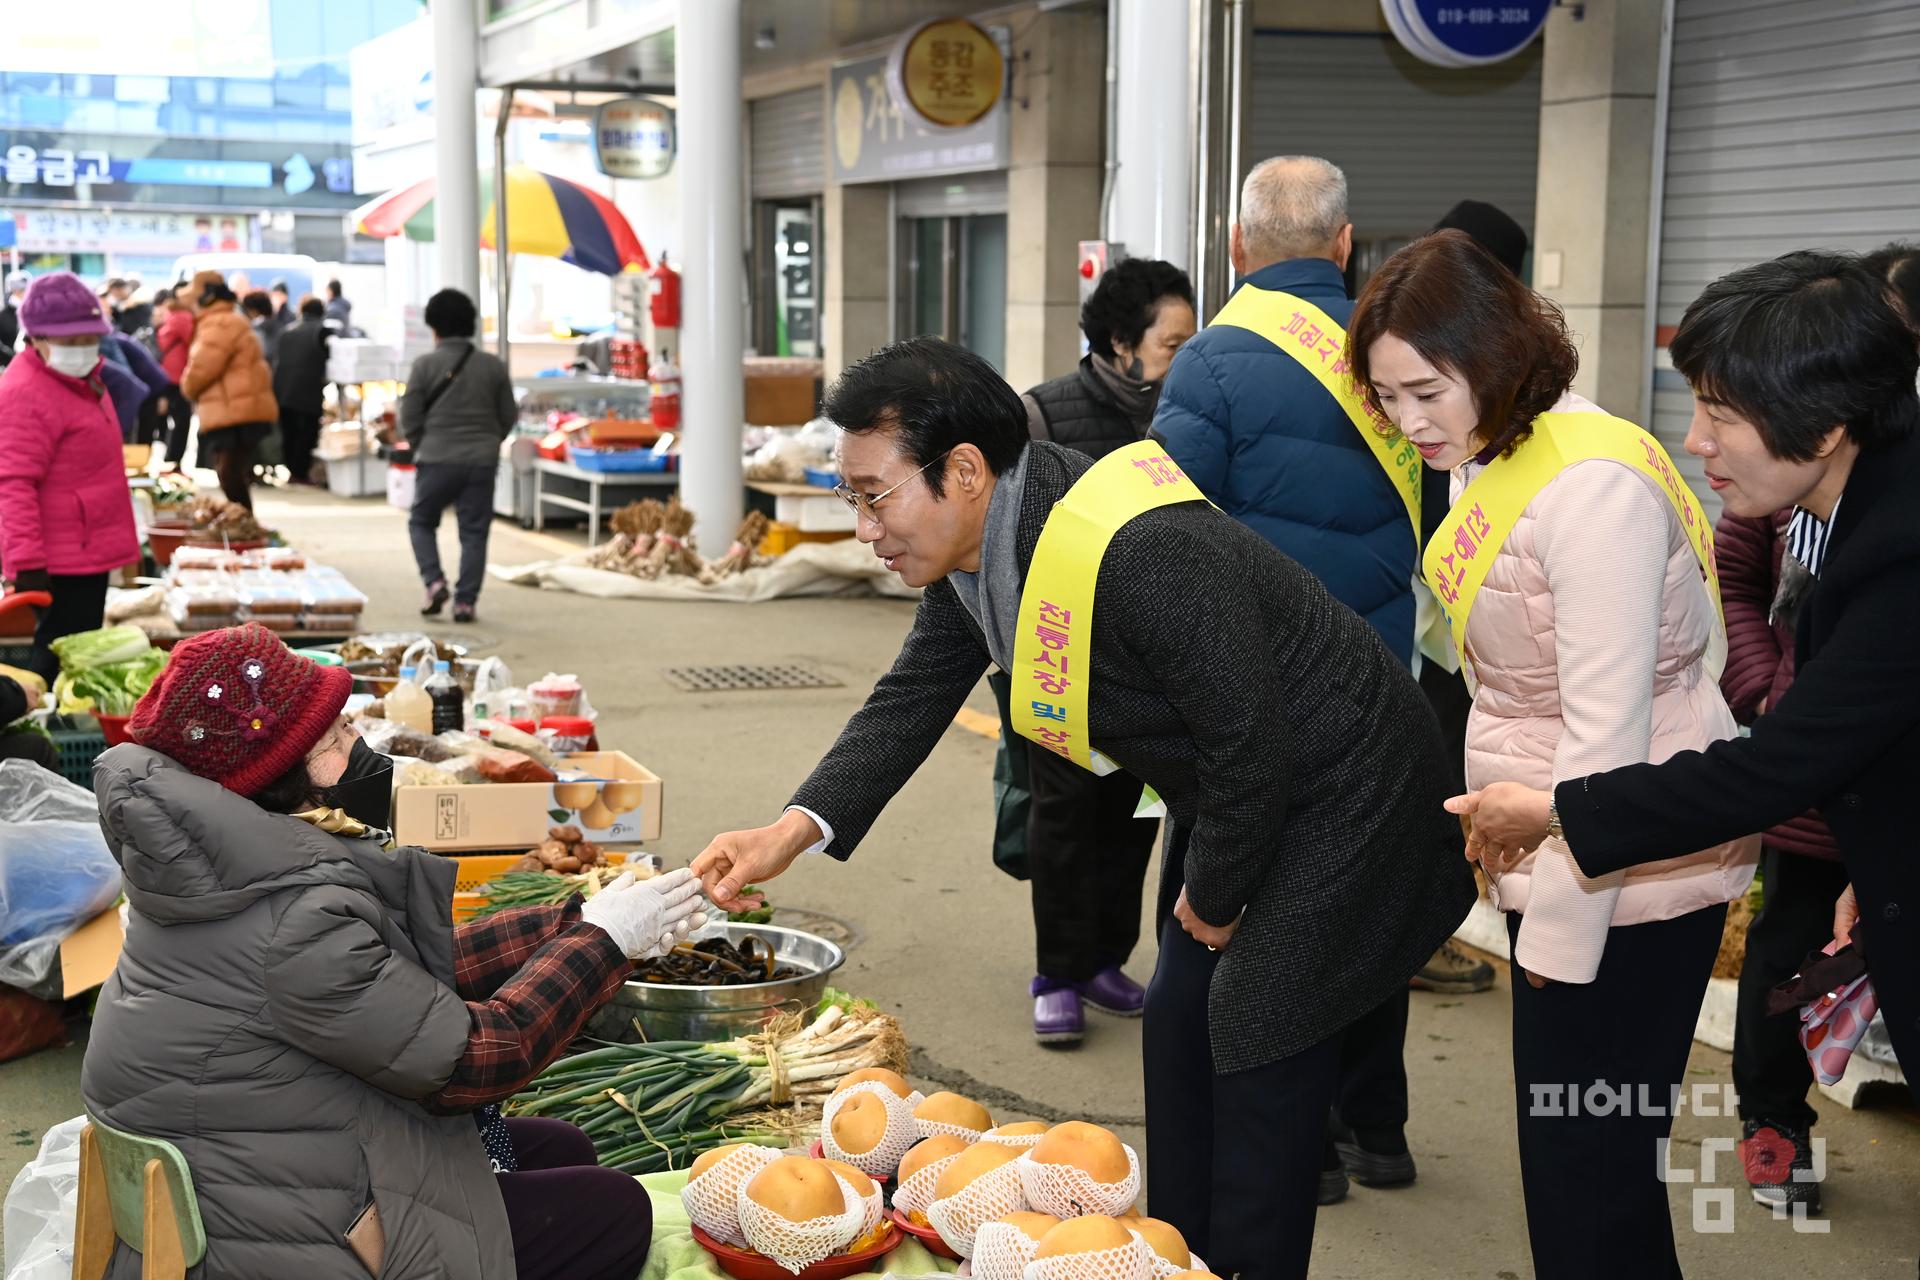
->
<box><xmin>12</xmin><ymin>209</ymin><xmax>241</xmax><ymax>255</ymax></box>
<box><xmin>887</xmin><ymin>18</ymin><xmax>1006</xmax><ymax>128</ymax></box>
<box><xmin>593</xmin><ymin>97</ymin><xmax>676</xmax><ymax>179</ymax></box>
<box><xmin>1381</xmin><ymin>0</ymin><xmax>1553</xmax><ymax>68</ymax></box>
<box><xmin>829</xmin><ymin>36</ymin><xmax>1009</xmax><ymax>186</ymax></box>
<box><xmin>1</xmin><ymin>135</ymin><xmax>355</xmax><ymax>205</ymax></box>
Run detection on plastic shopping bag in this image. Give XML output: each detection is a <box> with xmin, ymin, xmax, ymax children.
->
<box><xmin>0</xmin><ymin>761</ymin><xmax>122</xmax><ymax>989</ymax></box>
<box><xmin>3</xmin><ymin>1116</ymin><xmax>87</xmax><ymax>1280</ymax></box>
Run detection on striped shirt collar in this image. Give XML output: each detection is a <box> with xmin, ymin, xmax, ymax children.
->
<box><xmin>1785</xmin><ymin>498</ymin><xmax>1842</xmax><ymax>577</ymax></box>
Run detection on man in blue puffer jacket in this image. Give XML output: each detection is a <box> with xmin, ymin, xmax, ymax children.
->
<box><xmin>1152</xmin><ymin>154</ymin><xmax>1424</xmax><ymax>1206</ymax></box>
<box><xmin>1153</xmin><ymin>155</ymin><xmax>1414</xmax><ymax>662</ymax></box>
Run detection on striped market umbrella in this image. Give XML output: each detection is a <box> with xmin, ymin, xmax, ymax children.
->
<box><xmin>351</xmin><ymin>165</ymin><xmax>649</xmax><ymax>276</ymax></box>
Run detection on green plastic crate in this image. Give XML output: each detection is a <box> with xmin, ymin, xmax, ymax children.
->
<box><xmin>47</xmin><ymin>714</ymin><xmax>107</xmax><ymax>789</ymax></box>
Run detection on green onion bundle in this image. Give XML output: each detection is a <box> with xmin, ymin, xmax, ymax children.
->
<box><xmin>506</xmin><ymin>995</ymin><xmax>906</xmax><ymax>1174</ymax></box>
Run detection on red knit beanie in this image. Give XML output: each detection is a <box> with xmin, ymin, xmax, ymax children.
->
<box><xmin>129</xmin><ymin>623</ymin><xmax>352</xmax><ymax>797</ymax></box>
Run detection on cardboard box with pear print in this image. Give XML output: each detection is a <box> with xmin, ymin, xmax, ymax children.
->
<box><xmin>393</xmin><ymin>751</ymin><xmax>663</xmax><ymax>851</ymax></box>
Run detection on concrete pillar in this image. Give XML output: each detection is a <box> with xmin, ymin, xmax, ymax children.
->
<box><xmin>430</xmin><ymin>0</ymin><xmax>481</xmax><ymax>299</ymax></box>
<box><xmin>823</xmin><ymin>182</ymin><xmax>892</xmax><ymax>382</ymax></box>
<box><xmin>676</xmin><ymin>0</ymin><xmax>746</xmax><ymax>553</ymax></box>
<box><xmin>1004</xmin><ymin>4</ymin><xmax>1107</xmax><ymax>393</ymax></box>
<box><xmin>1110</xmin><ymin>0</ymin><xmax>1191</xmax><ymax>270</ymax></box>
<box><xmin>1531</xmin><ymin>1</ymin><xmax>1665</xmax><ymax>420</ymax></box>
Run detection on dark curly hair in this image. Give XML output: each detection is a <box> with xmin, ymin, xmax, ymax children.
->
<box><xmin>1347</xmin><ymin>229</ymin><xmax>1578</xmax><ymax>457</ymax></box>
<box><xmin>1081</xmin><ymin>258</ymin><xmax>1195</xmax><ymax>361</ymax></box>
<box><xmin>424</xmin><ymin>288</ymin><xmax>479</xmax><ymax>338</ymax></box>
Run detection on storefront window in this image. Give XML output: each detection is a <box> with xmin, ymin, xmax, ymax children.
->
<box><xmin>754</xmin><ymin>202</ymin><xmax>820</xmax><ymax>359</ymax></box>
<box><xmin>899</xmin><ymin>213</ymin><xmax>1006</xmax><ymax>374</ymax></box>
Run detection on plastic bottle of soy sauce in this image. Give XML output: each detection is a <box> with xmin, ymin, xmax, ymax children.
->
<box><xmin>425</xmin><ymin>660</ymin><xmax>464</xmax><ymax>735</ymax></box>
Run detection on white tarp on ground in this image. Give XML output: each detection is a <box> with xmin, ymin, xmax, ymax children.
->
<box><xmin>488</xmin><ymin>538</ymin><xmax>922</xmax><ymax>604</ymax></box>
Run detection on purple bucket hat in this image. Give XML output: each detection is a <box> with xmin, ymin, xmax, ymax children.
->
<box><xmin>18</xmin><ymin>272</ymin><xmax>111</xmax><ymax>339</ymax></box>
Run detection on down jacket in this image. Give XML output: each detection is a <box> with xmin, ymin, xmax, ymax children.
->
<box><xmin>1151</xmin><ymin>257</ymin><xmax>1415</xmax><ymax>664</ymax></box>
<box><xmin>1714</xmin><ymin>508</ymin><xmax>1840</xmax><ymax>860</ymax></box>
<box><xmin>181</xmin><ymin>299</ymin><xmax>277</xmax><ymax>432</ymax></box>
<box><xmin>0</xmin><ymin>345</ymin><xmax>140</xmax><ymax>577</ymax></box>
<box><xmin>1457</xmin><ymin>397</ymin><xmax>1757</xmax><ymax>983</ymax></box>
<box><xmin>82</xmin><ymin>745</ymin><xmax>514</xmax><ymax>1280</ymax></box>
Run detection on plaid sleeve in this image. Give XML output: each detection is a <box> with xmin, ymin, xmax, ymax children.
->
<box><xmin>448</xmin><ymin>902</ymin><xmax>575</xmax><ymax>1000</ymax></box>
<box><xmin>424</xmin><ymin>900</ymin><xmax>631</xmax><ymax>1112</ymax></box>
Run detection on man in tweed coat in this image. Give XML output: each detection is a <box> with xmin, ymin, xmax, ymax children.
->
<box><xmin>694</xmin><ymin>338</ymin><xmax>1474</xmax><ymax>1278</ymax></box>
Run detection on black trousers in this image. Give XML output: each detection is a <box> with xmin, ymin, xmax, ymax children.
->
<box><xmin>1144</xmin><ymin>913</ymin><xmax>1411</xmax><ymax>1280</ymax></box>
<box><xmin>1509</xmin><ymin>903</ymin><xmax>1726</xmax><ymax>1280</ymax></box>
<box><xmin>27</xmin><ymin>573</ymin><xmax>110</xmax><ymax>685</ymax></box>
<box><xmin>280</xmin><ymin>409</ymin><xmax>323</xmax><ymax>482</ymax></box>
<box><xmin>157</xmin><ymin>388</ymin><xmax>192</xmax><ymax>464</ymax></box>
<box><xmin>409</xmin><ymin>462</ymin><xmax>497</xmax><ymax>606</ymax></box>
<box><xmin>1025</xmin><ymin>740</ymin><xmax>1158</xmax><ymax>981</ymax></box>
<box><xmin>1734</xmin><ymin>844</ymin><xmax>1851</xmax><ymax>1130</ymax></box>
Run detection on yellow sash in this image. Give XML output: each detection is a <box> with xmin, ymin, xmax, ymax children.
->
<box><xmin>1009</xmin><ymin>440</ymin><xmax>1207</xmax><ymax>771</ymax></box>
<box><xmin>1207</xmin><ymin>285</ymin><xmax>1422</xmax><ymax>545</ymax></box>
<box><xmin>1424</xmin><ymin>412</ymin><xmax>1721</xmax><ymax>660</ymax></box>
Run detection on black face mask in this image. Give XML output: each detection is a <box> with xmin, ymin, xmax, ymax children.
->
<box><xmin>322</xmin><ymin>738</ymin><xmax>393</xmax><ymax>830</ymax></box>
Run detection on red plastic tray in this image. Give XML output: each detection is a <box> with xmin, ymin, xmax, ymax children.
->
<box><xmin>691</xmin><ymin>1221</ymin><xmax>902</xmax><ymax>1280</ymax></box>
<box><xmin>888</xmin><ymin>1208</ymin><xmax>962</xmax><ymax>1261</ymax></box>
<box><xmin>94</xmin><ymin>714</ymin><xmax>135</xmax><ymax>747</ymax></box>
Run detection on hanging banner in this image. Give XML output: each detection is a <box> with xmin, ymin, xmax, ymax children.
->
<box><xmin>887</xmin><ymin>18</ymin><xmax>1007</xmax><ymax>128</ymax></box>
<box><xmin>593</xmin><ymin>97</ymin><xmax>676</xmax><ymax>179</ymax></box>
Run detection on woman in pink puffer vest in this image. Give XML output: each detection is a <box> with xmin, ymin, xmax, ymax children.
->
<box><xmin>1350</xmin><ymin>231</ymin><xmax>1758</xmax><ymax>1279</ymax></box>
<box><xmin>0</xmin><ymin>272</ymin><xmax>141</xmax><ymax>681</ymax></box>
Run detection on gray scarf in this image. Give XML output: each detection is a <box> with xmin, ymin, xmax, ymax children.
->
<box><xmin>947</xmin><ymin>445</ymin><xmax>1031</xmax><ymax>669</ymax></box>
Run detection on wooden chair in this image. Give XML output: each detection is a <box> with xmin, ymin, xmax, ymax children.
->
<box><xmin>72</xmin><ymin>1116</ymin><xmax>206</xmax><ymax>1280</ymax></box>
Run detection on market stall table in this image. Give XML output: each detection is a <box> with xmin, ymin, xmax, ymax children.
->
<box><xmin>534</xmin><ymin>457</ymin><xmax>679</xmax><ymax>544</ymax></box>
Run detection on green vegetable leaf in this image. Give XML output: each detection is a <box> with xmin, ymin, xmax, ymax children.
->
<box><xmin>549</xmin><ymin>808</ymin><xmax>572</xmax><ymax>822</ymax></box>
<box><xmin>49</xmin><ymin>626</ymin><xmax>152</xmax><ymax>673</ymax></box>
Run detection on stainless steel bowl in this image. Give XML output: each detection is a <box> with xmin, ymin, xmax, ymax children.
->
<box><xmin>585</xmin><ymin>923</ymin><xmax>846</xmax><ymax>1044</ymax></box>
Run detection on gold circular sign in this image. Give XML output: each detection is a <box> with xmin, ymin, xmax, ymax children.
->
<box><xmin>894</xmin><ymin>18</ymin><xmax>1004</xmax><ymax>128</ymax></box>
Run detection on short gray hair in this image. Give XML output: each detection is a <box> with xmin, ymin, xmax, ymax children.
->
<box><xmin>1238</xmin><ymin>156</ymin><xmax>1349</xmax><ymax>264</ymax></box>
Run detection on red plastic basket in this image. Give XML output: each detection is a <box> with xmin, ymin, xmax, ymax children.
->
<box><xmin>94</xmin><ymin>714</ymin><xmax>135</xmax><ymax>747</ymax></box>
<box><xmin>690</xmin><ymin>1222</ymin><xmax>902</xmax><ymax>1280</ymax></box>
<box><xmin>889</xmin><ymin>1208</ymin><xmax>962</xmax><ymax>1261</ymax></box>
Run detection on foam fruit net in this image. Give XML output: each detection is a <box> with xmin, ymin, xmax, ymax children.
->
<box><xmin>680</xmin><ymin>1145</ymin><xmax>782</xmax><ymax>1248</ymax></box>
<box><xmin>917</xmin><ymin>1117</ymin><xmax>991</xmax><ymax>1145</ymax></box>
<box><xmin>891</xmin><ymin>1150</ymin><xmax>964</xmax><ymax>1220</ymax></box>
<box><xmin>1021</xmin><ymin>1232</ymin><xmax>1157</xmax><ymax>1280</ymax></box>
<box><xmin>970</xmin><ymin>1219</ymin><xmax>1046</xmax><ymax>1280</ymax></box>
<box><xmin>1016</xmin><ymin>1144</ymin><xmax>1142</xmax><ymax>1216</ymax></box>
<box><xmin>980</xmin><ymin>1129</ymin><xmax>1046</xmax><ymax>1153</ymax></box>
<box><xmin>925</xmin><ymin>1160</ymin><xmax>1030</xmax><ymax>1258</ymax></box>
<box><xmin>821</xmin><ymin>1082</ymin><xmax>927</xmax><ymax>1178</ymax></box>
<box><xmin>735</xmin><ymin>1172</ymin><xmax>866</xmax><ymax>1275</ymax></box>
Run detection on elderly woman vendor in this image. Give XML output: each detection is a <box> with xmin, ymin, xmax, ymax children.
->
<box><xmin>82</xmin><ymin>624</ymin><xmax>707</xmax><ymax>1280</ymax></box>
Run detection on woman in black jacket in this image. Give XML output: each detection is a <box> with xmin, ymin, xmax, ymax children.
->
<box><xmin>1454</xmin><ymin>250</ymin><xmax>1920</xmax><ymax>1097</ymax></box>
<box><xmin>1000</xmin><ymin>259</ymin><xmax>1196</xmax><ymax>1046</ymax></box>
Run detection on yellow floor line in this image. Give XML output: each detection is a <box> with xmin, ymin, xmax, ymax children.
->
<box><xmin>952</xmin><ymin>707</ymin><xmax>1000</xmax><ymax>740</ymax></box>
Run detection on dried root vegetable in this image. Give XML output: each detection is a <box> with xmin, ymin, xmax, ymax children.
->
<box><xmin>710</xmin><ymin>511</ymin><xmax>770</xmax><ymax>578</ymax></box>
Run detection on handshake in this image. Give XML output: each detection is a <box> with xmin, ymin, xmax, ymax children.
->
<box><xmin>579</xmin><ymin>868</ymin><xmax>715</xmax><ymax>961</ymax></box>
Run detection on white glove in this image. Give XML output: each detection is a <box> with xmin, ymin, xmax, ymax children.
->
<box><xmin>580</xmin><ymin>868</ymin><xmax>709</xmax><ymax>960</ymax></box>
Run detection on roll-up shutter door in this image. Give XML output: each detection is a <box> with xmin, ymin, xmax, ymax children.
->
<box><xmin>751</xmin><ymin>87</ymin><xmax>826</xmax><ymax>199</ymax></box>
<box><xmin>1654</xmin><ymin>0</ymin><xmax>1920</xmax><ymax>519</ymax></box>
<box><xmin>1244</xmin><ymin>32</ymin><xmax>1542</xmax><ymax>241</ymax></box>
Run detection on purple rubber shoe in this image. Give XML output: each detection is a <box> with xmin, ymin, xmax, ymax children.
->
<box><xmin>1031</xmin><ymin>976</ymin><xmax>1085</xmax><ymax>1046</ymax></box>
<box><xmin>1080</xmin><ymin>966</ymin><xmax>1146</xmax><ymax>1017</ymax></box>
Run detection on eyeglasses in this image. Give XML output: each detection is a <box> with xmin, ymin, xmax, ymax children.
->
<box><xmin>832</xmin><ymin>450</ymin><xmax>952</xmax><ymax>523</ymax></box>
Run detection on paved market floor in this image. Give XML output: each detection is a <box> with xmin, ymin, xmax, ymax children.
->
<box><xmin>5</xmin><ymin>483</ymin><xmax>1917</xmax><ymax>1276</ymax></box>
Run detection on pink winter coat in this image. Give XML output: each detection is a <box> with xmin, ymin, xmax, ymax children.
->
<box><xmin>0</xmin><ymin>346</ymin><xmax>141</xmax><ymax>578</ymax></box>
<box><xmin>1454</xmin><ymin>396</ymin><xmax>1758</xmax><ymax>984</ymax></box>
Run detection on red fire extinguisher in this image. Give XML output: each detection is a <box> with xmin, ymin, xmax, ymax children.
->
<box><xmin>649</xmin><ymin>349</ymin><xmax>682</xmax><ymax>431</ymax></box>
<box><xmin>649</xmin><ymin>254</ymin><xmax>681</xmax><ymax>331</ymax></box>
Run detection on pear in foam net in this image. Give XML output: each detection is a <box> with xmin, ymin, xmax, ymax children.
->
<box><xmin>894</xmin><ymin>1133</ymin><xmax>973</xmax><ymax>1225</ymax></box>
<box><xmin>829</xmin><ymin>1090</ymin><xmax>891</xmax><ymax>1157</ymax></box>
<box><xmin>999</xmin><ymin>1211</ymin><xmax>1061</xmax><ymax>1241</ymax></box>
<box><xmin>744</xmin><ymin>1156</ymin><xmax>846</xmax><ymax>1222</ymax></box>
<box><xmin>1130</xmin><ymin>1217</ymin><xmax>1191</xmax><ymax>1270</ymax></box>
<box><xmin>1034</xmin><ymin>1215</ymin><xmax>1135</xmax><ymax>1259</ymax></box>
<box><xmin>1030</xmin><ymin>1122</ymin><xmax>1130</xmax><ymax>1183</ymax></box>
<box><xmin>915</xmin><ymin>1090</ymin><xmax>993</xmax><ymax>1134</ymax></box>
<box><xmin>934</xmin><ymin>1139</ymin><xmax>1020</xmax><ymax>1199</ymax></box>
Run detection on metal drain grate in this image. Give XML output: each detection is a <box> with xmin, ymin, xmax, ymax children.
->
<box><xmin>660</xmin><ymin>663</ymin><xmax>842</xmax><ymax>692</ymax></box>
